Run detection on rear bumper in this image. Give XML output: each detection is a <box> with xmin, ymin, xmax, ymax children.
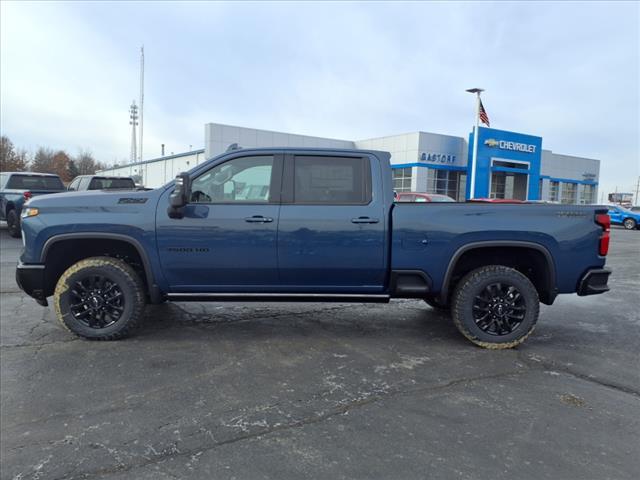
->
<box><xmin>15</xmin><ymin>261</ymin><xmax>48</xmax><ymax>306</ymax></box>
<box><xmin>577</xmin><ymin>268</ymin><xmax>611</xmax><ymax>296</ymax></box>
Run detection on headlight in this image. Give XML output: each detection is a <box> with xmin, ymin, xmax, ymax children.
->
<box><xmin>21</xmin><ymin>207</ymin><xmax>39</xmax><ymax>219</ymax></box>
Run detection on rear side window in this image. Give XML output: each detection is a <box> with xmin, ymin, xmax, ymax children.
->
<box><xmin>6</xmin><ymin>175</ymin><xmax>64</xmax><ymax>190</ymax></box>
<box><xmin>88</xmin><ymin>177</ymin><xmax>136</xmax><ymax>190</ymax></box>
<box><xmin>293</xmin><ymin>156</ymin><xmax>371</xmax><ymax>204</ymax></box>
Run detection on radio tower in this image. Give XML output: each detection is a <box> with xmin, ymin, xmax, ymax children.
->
<box><xmin>139</xmin><ymin>45</ymin><xmax>144</xmax><ymax>162</ymax></box>
<box><xmin>129</xmin><ymin>101</ymin><xmax>138</xmax><ymax>163</ymax></box>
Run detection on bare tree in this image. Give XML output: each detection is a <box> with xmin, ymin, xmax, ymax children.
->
<box><xmin>31</xmin><ymin>147</ymin><xmax>56</xmax><ymax>173</ymax></box>
<box><xmin>0</xmin><ymin>136</ymin><xmax>29</xmax><ymax>171</ymax></box>
<box><xmin>75</xmin><ymin>150</ymin><xmax>100</xmax><ymax>175</ymax></box>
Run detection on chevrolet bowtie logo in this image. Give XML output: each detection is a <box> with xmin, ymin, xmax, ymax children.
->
<box><xmin>484</xmin><ymin>139</ymin><xmax>499</xmax><ymax>147</ymax></box>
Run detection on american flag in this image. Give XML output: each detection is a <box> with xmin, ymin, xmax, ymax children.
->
<box><xmin>479</xmin><ymin>99</ymin><xmax>490</xmax><ymax>127</ymax></box>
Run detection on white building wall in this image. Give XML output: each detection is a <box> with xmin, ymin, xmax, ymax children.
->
<box><xmin>541</xmin><ymin>150</ymin><xmax>600</xmax><ymax>203</ymax></box>
<box><xmin>97</xmin><ymin>150</ymin><xmax>206</xmax><ymax>188</ymax></box>
<box><xmin>204</xmin><ymin>123</ymin><xmax>354</xmax><ymax>159</ymax></box>
<box><xmin>355</xmin><ymin>132</ymin><xmax>420</xmax><ymax>165</ymax></box>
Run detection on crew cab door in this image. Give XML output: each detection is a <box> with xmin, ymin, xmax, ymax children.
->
<box><xmin>156</xmin><ymin>153</ymin><xmax>283</xmax><ymax>291</ymax></box>
<box><xmin>277</xmin><ymin>153</ymin><xmax>386</xmax><ymax>292</ymax></box>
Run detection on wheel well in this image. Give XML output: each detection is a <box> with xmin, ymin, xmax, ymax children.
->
<box><xmin>43</xmin><ymin>238</ymin><xmax>149</xmax><ymax>297</ymax></box>
<box><xmin>444</xmin><ymin>246</ymin><xmax>555</xmax><ymax>305</ymax></box>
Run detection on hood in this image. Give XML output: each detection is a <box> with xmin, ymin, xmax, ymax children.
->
<box><xmin>27</xmin><ymin>188</ymin><xmax>161</xmax><ymax>209</ymax></box>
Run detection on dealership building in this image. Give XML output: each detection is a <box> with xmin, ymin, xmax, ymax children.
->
<box><xmin>99</xmin><ymin>122</ymin><xmax>600</xmax><ymax>203</ymax></box>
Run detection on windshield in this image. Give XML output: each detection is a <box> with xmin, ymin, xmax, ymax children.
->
<box><xmin>430</xmin><ymin>195</ymin><xmax>455</xmax><ymax>202</ymax></box>
<box><xmin>6</xmin><ymin>174</ymin><xmax>64</xmax><ymax>190</ymax></box>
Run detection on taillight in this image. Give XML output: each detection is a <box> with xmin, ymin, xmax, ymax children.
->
<box><xmin>595</xmin><ymin>213</ymin><xmax>610</xmax><ymax>256</ymax></box>
<box><xmin>23</xmin><ymin>191</ymin><xmax>32</xmax><ymax>201</ymax></box>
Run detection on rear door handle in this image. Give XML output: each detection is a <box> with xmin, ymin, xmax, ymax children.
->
<box><xmin>351</xmin><ymin>217</ymin><xmax>379</xmax><ymax>224</ymax></box>
<box><xmin>245</xmin><ymin>215</ymin><xmax>274</xmax><ymax>223</ymax></box>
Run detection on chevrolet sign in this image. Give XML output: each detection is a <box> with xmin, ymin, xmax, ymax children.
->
<box><xmin>484</xmin><ymin>138</ymin><xmax>536</xmax><ymax>153</ymax></box>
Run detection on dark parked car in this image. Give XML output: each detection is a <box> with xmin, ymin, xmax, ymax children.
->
<box><xmin>17</xmin><ymin>148</ymin><xmax>611</xmax><ymax>348</ymax></box>
<box><xmin>396</xmin><ymin>192</ymin><xmax>455</xmax><ymax>202</ymax></box>
<box><xmin>0</xmin><ymin>172</ymin><xmax>65</xmax><ymax>237</ymax></box>
<box><xmin>68</xmin><ymin>175</ymin><xmax>136</xmax><ymax>191</ymax></box>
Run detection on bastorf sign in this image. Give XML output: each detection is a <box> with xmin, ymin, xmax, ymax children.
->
<box><xmin>419</xmin><ymin>152</ymin><xmax>456</xmax><ymax>164</ymax></box>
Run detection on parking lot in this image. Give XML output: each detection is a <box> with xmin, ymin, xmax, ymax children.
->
<box><xmin>0</xmin><ymin>226</ymin><xmax>638</xmax><ymax>480</ymax></box>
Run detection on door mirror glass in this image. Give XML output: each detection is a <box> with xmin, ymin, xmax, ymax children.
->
<box><xmin>168</xmin><ymin>172</ymin><xmax>191</xmax><ymax>218</ymax></box>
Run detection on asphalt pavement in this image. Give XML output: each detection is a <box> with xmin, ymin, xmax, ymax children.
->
<box><xmin>1</xmin><ymin>225</ymin><xmax>639</xmax><ymax>480</ymax></box>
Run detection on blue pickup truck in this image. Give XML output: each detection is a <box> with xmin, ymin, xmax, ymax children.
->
<box><xmin>16</xmin><ymin>148</ymin><xmax>612</xmax><ymax>348</ymax></box>
<box><xmin>0</xmin><ymin>172</ymin><xmax>66</xmax><ymax>237</ymax></box>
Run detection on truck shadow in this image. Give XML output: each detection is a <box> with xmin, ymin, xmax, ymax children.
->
<box><xmin>138</xmin><ymin>301</ymin><xmax>465</xmax><ymax>346</ymax></box>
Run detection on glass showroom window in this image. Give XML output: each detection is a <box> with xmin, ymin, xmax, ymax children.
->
<box><xmin>393</xmin><ymin>168</ymin><xmax>413</xmax><ymax>192</ymax></box>
<box><xmin>561</xmin><ymin>182</ymin><xmax>578</xmax><ymax>204</ymax></box>
<box><xmin>490</xmin><ymin>172</ymin><xmax>507</xmax><ymax>199</ymax></box>
<box><xmin>549</xmin><ymin>181</ymin><xmax>560</xmax><ymax>202</ymax></box>
<box><xmin>580</xmin><ymin>184</ymin><xmax>596</xmax><ymax>204</ymax></box>
<box><xmin>425</xmin><ymin>169</ymin><xmax>462</xmax><ymax>199</ymax></box>
<box><xmin>538</xmin><ymin>179</ymin><xmax>544</xmax><ymax>199</ymax></box>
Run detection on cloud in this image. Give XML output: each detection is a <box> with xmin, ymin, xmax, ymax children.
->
<box><xmin>1</xmin><ymin>1</ymin><xmax>638</xmax><ymax>196</ymax></box>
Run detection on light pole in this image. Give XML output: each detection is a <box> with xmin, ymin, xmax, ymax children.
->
<box><xmin>466</xmin><ymin>88</ymin><xmax>484</xmax><ymax>199</ymax></box>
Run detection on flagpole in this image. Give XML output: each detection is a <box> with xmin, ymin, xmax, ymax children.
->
<box><xmin>466</xmin><ymin>88</ymin><xmax>484</xmax><ymax>200</ymax></box>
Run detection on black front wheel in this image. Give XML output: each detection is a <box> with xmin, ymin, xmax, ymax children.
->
<box><xmin>54</xmin><ymin>257</ymin><xmax>146</xmax><ymax>340</ymax></box>
<box><xmin>6</xmin><ymin>209</ymin><xmax>21</xmax><ymax>238</ymax></box>
<box><xmin>623</xmin><ymin>218</ymin><xmax>637</xmax><ymax>230</ymax></box>
<box><xmin>452</xmin><ymin>266</ymin><xmax>539</xmax><ymax>349</ymax></box>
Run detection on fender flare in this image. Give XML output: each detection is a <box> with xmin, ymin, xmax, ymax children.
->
<box><xmin>438</xmin><ymin>240</ymin><xmax>557</xmax><ymax>304</ymax></box>
<box><xmin>41</xmin><ymin>232</ymin><xmax>163</xmax><ymax>303</ymax></box>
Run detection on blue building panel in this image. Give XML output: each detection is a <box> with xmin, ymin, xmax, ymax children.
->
<box><xmin>467</xmin><ymin>127</ymin><xmax>543</xmax><ymax>200</ymax></box>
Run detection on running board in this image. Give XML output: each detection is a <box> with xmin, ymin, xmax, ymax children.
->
<box><xmin>166</xmin><ymin>293</ymin><xmax>391</xmax><ymax>303</ymax></box>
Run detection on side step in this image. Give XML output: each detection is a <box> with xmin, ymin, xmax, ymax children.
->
<box><xmin>166</xmin><ymin>293</ymin><xmax>391</xmax><ymax>303</ymax></box>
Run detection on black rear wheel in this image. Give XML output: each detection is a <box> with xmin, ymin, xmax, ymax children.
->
<box><xmin>452</xmin><ymin>265</ymin><xmax>539</xmax><ymax>349</ymax></box>
<box><xmin>623</xmin><ymin>218</ymin><xmax>636</xmax><ymax>230</ymax></box>
<box><xmin>6</xmin><ymin>209</ymin><xmax>21</xmax><ymax>238</ymax></box>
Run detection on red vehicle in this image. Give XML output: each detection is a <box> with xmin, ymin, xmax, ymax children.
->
<box><xmin>469</xmin><ymin>198</ymin><xmax>526</xmax><ymax>204</ymax></box>
<box><xmin>396</xmin><ymin>192</ymin><xmax>455</xmax><ymax>203</ymax></box>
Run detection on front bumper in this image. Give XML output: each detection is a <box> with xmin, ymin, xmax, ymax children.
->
<box><xmin>577</xmin><ymin>268</ymin><xmax>611</xmax><ymax>296</ymax></box>
<box><xmin>15</xmin><ymin>261</ymin><xmax>48</xmax><ymax>306</ymax></box>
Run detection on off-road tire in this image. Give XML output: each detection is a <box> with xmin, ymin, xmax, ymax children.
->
<box><xmin>6</xmin><ymin>209</ymin><xmax>21</xmax><ymax>238</ymax></box>
<box><xmin>451</xmin><ymin>265</ymin><xmax>539</xmax><ymax>349</ymax></box>
<box><xmin>424</xmin><ymin>297</ymin><xmax>450</xmax><ymax>311</ymax></box>
<box><xmin>54</xmin><ymin>256</ymin><xmax>146</xmax><ymax>340</ymax></box>
<box><xmin>623</xmin><ymin>218</ymin><xmax>636</xmax><ymax>230</ymax></box>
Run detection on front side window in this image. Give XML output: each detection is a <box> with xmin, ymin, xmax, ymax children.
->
<box><xmin>68</xmin><ymin>178</ymin><xmax>81</xmax><ymax>191</ymax></box>
<box><xmin>190</xmin><ymin>155</ymin><xmax>273</xmax><ymax>203</ymax></box>
<box><xmin>294</xmin><ymin>156</ymin><xmax>370</xmax><ymax>204</ymax></box>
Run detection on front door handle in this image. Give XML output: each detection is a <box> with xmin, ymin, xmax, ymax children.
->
<box><xmin>351</xmin><ymin>216</ymin><xmax>380</xmax><ymax>224</ymax></box>
<box><xmin>245</xmin><ymin>215</ymin><xmax>274</xmax><ymax>223</ymax></box>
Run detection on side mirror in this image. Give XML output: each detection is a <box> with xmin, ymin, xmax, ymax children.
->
<box><xmin>167</xmin><ymin>172</ymin><xmax>191</xmax><ymax>219</ymax></box>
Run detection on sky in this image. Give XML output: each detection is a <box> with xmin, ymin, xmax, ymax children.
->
<box><xmin>1</xmin><ymin>0</ymin><xmax>639</xmax><ymax>197</ymax></box>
